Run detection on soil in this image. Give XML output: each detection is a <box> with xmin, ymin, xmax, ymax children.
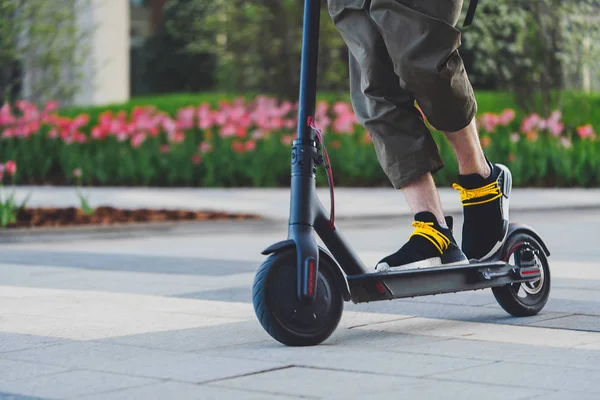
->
<box><xmin>6</xmin><ymin>206</ymin><xmax>260</xmax><ymax>229</ymax></box>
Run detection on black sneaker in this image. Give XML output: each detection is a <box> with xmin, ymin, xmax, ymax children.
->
<box><xmin>453</xmin><ymin>161</ymin><xmax>512</xmax><ymax>261</ymax></box>
<box><xmin>375</xmin><ymin>211</ymin><xmax>469</xmax><ymax>272</ymax></box>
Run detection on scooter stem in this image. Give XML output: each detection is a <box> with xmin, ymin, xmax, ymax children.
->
<box><xmin>288</xmin><ymin>0</ymin><xmax>322</xmax><ymax>303</ymax></box>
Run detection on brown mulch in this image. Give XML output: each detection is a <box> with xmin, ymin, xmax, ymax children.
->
<box><xmin>6</xmin><ymin>207</ymin><xmax>260</xmax><ymax>229</ymax></box>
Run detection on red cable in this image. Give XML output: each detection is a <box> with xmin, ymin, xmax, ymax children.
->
<box><xmin>307</xmin><ymin>116</ymin><xmax>335</xmax><ymax>229</ymax></box>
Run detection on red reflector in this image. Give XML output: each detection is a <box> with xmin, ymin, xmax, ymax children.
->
<box><xmin>522</xmin><ymin>269</ymin><xmax>540</xmax><ymax>275</ymax></box>
<box><xmin>375</xmin><ymin>282</ymin><xmax>386</xmax><ymax>294</ymax></box>
<box><xmin>308</xmin><ymin>259</ymin><xmax>315</xmax><ymax>296</ymax></box>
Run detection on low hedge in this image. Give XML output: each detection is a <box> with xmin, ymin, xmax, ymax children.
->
<box><xmin>0</xmin><ymin>94</ymin><xmax>598</xmax><ymax>188</ymax></box>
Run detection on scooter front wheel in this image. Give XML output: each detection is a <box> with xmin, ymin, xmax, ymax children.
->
<box><xmin>252</xmin><ymin>248</ymin><xmax>344</xmax><ymax>346</ymax></box>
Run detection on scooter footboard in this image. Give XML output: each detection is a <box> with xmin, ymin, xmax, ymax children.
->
<box><xmin>347</xmin><ymin>261</ymin><xmax>539</xmax><ymax>303</ymax></box>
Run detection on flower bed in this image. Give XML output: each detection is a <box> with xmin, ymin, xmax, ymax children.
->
<box><xmin>1</xmin><ymin>96</ymin><xmax>598</xmax><ymax>188</ymax></box>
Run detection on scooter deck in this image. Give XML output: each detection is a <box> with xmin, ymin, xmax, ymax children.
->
<box><xmin>346</xmin><ymin>260</ymin><xmax>540</xmax><ymax>304</ymax></box>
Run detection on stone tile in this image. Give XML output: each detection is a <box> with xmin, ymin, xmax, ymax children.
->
<box><xmin>82</xmin><ymin>381</ymin><xmax>302</xmax><ymax>400</ymax></box>
<box><xmin>525</xmin><ymin>390</ymin><xmax>600</xmax><ymax>400</ymax></box>
<box><xmin>529</xmin><ymin>315</ymin><xmax>600</xmax><ymax>332</ymax></box>
<box><xmin>0</xmin><ymin>370</ymin><xmax>156</xmax><ymax>399</ymax></box>
<box><xmin>0</xmin><ymin>392</ymin><xmax>50</xmax><ymax>400</ymax></box>
<box><xmin>0</xmin><ymin>358</ymin><xmax>68</xmax><ymax>382</ymax></box>
<box><xmin>434</xmin><ymin>361</ymin><xmax>600</xmax><ymax>393</ymax></box>
<box><xmin>0</xmin><ymin>333</ymin><xmax>68</xmax><ymax>354</ymax></box>
<box><xmin>4</xmin><ymin>342</ymin><xmax>287</xmax><ymax>383</ymax></box>
<box><xmin>211</xmin><ymin>366</ymin><xmax>419</xmax><ymax>398</ymax></box>
<box><xmin>198</xmin><ymin>343</ymin><xmax>493</xmax><ymax>378</ymax></box>
<box><xmin>386</xmin><ymin>338</ymin><xmax>600</xmax><ymax>370</ymax></box>
<box><xmin>0</xmin><ymin>264</ymin><xmax>254</xmax><ymax>297</ymax></box>
<box><xmin>103</xmin><ymin>321</ymin><xmax>271</xmax><ymax>352</ymax></box>
<box><xmin>344</xmin><ymin>379</ymin><xmax>548</xmax><ymax>400</ymax></box>
<box><xmin>355</xmin><ymin>315</ymin><xmax>600</xmax><ymax>348</ymax></box>
<box><xmin>0</xmin><ymin>251</ymin><xmax>258</xmax><ymax>276</ymax></box>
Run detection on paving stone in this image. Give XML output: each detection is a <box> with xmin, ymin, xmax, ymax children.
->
<box><xmin>103</xmin><ymin>321</ymin><xmax>271</xmax><ymax>352</ymax></box>
<box><xmin>525</xmin><ymin>390</ymin><xmax>600</xmax><ymax>400</ymax></box>
<box><xmin>211</xmin><ymin>366</ymin><xmax>419</xmax><ymax>398</ymax></box>
<box><xmin>0</xmin><ymin>251</ymin><xmax>258</xmax><ymax>276</ymax></box>
<box><xmin>0</xmin><ymin>392</ymin><xmax>50</xmax><ymax>400</ymax></box>
<box><xmin>81</xmin><ymin>381</ymin><xmax>303</xmax><ymax>400</ymax></box>
<box><xmin>0</xmin><ymin>370</ymin><xmax>156</xmax><ymax>399</ymax></box>
<box><xmin>355</xmin><ymin>315</ymin><xmax>600</xmax><ymax>348</ymax></box>
<box><xmin>528</xmin><ymin>315</ymin><xmax>600</xmax><ymax>332</ymax></box>
<box><xmin>4</xmin><ymin>342</ymin><xmax>287</xmax><ymax>383</ymax></box>
<box><xmin>0</xmin><ymin>333</ymin><xmax>68</xmax><ymax>354</ymax></box>
<box><xmin>434</xmin><ymin>361</ymin><xmax>600</xmax><ymax>393</ymax></box>
<box><xmin>0</xmin><ymin>358</ymin><xmax>68</xmax><ymax>382</ymax></box>
<box><xmin>343</xmin><ymin>379</ymin><xmax>549</xmax><ymax>400</ymax></box>
<box><xmin>376</xmin><ymin>338</ymin><xmax>600</xmax><ymax>370</ymax></box>
<box><xmin>198</xmin><ymin>343</ymin><xmax>493</xmax><ymax>378</ymax></box>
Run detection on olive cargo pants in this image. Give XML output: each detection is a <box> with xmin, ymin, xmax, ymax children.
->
<box><xmin>327</xmin><ymin>0</ymin><xmax>477</xmax><ymax>188</ymax></box>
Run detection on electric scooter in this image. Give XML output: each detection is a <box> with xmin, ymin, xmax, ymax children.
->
<box><xmin>252</xmin><ymin>0</ymin><xmax>551</xmax><ymax>346</ymax></box>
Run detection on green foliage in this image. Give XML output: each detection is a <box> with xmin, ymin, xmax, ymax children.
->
<box><xmin>163</xmin><ymin>0</ymin><xmax>349</xmax><ymax>99</ymax></box>
<box><xmin>0</xmin><ymin>0</ymin><xmax>90</xmax><ymax>106</ymax></box>
<box><xmin>462</xmin><ymin>0</ymin><xmax>600</xmax><ymax>114</ymax></box>
<box><xmin>132</xmin><ymin>0</ymin><xmax>217</xmax><ymax>96</ymax></box>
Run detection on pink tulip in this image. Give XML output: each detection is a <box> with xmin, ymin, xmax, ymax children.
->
<box><xmin>550</xmin><ymin>110</ymin><xmax>562</xmax><ymax>122</ymax></box>
<box><xmin>577</xmin><ymin>124</ymin><xmax>596</xmax><ymax>139</ymax></box>
<box><xmin>73</xmin><ymin>168</ymin><xmax>82</xmax><ymax>178</ymax></box>
<box><xmin>5</xmin><ymin>160</ymin><xmax>16</xmax><ymax>176</ymax></box>
<box><xmin>547</xmin><ymin>119</ymin><xmax>564</xmax><ymax>137</ymax></box>
<box><xmin>281</xmin><ymin>134</ymin><xmax>295</xmax><ymax>146</ymax></box>
<box><xmin>521</xmin><ymin>113</ymin><xmax>540</xmax><ymax>133</ymax></box>
<box><xmin>191</xmin><ymin>154</ymin><xmax>202</xmax><ymax>164</ymax></box>
<box><xmin>44</xmin><ymin>100</ymin><xmax>59</xmax><ymax>113</ymax></box>
<box><xmin>480</xmin><ymin>112</ymin><xmax>499</xmax><ymax>132</ymax></box>
<box><xmin>0</xmin><ymin>104</ymin><xmax>15</xmax><ymax>125</ymax></box>
<box><xmin>0</xmin><ymin>165</ymin><xmax>4</xmax><ymax>181</ymax></box>
<box><xmin>199</xmin><ymin>141</ymin><xmax>213</xmax><ymax>153</ymax></box>
<box><xmin>560</xmin><ymin>137</ymin><xmax>572</xmax><ymax>149</ymax></box>
<box><xmin>284</xmin><ymin>119</ymin><xmax>296</xmax><ymax>129</ymax></box>
<box><xmin>170</xmin><ymin>131</ymin><xmax>185</xmax><ymax>143</ymax></box>
<box><xmin>251</xmin><ymin>129</ymin><xmax>266</xmax><ymax>140</ymax></box>
<box><xmin>160</xmin><ymin>145</ymin><xmax>170</xmax><ymax>154</ymax></box>
<box><xmin>499</xmin><ymin>109</ymin><xmax>516</xmax><ymax>126</ymax></box>
<box><xmin>131</xmin><ymin>133</ymin><xmax>146</xmax><ymax>148</ymax></box>
<box><xmin>220</xmin><ymin>124</ymin><xmax>237</xmax><ymax>137</ymax></box>
<box><xmin>510</xmin><ymin>133</ymin><xmax>520</xmax><ymax>143</ymax></box>
<box><xmin>177</xmin><ymin>106</ymin><xmax>195</xmax><ymax>130</ymax></box>
<box><xmin>231</xmin><ymin>140</ymin><xmax>245</xmax><ymax>154</ymax></box>
<box><xmin>162</xmin><ymin>117</ymin><xmax>177</xmax><ymax>134</ymax></box>
<box><xmin>245</xmin><ymin>140</ymin><xmax>257</xmax><ymax>152</ymax></box>
<box><xmin>316</xmin><ymin>101</ymin><xmax>329</xmax><ymax>117</ymax></box>
<box><xmin>91</xmin><ymin>126</ymin><xmax>106</xmax><ymax>140</ymax></box>
<box><xmin>333</xmin><ymin>102</ymin><xmax>352</xmax><ymax>115</ymax></box>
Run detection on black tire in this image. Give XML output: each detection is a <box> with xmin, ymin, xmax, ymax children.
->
<box><xmin>252</xmin><ymin>248</ymin><xmax>344</xmax><ymax>346</ymax></box>
<box><xmin>492</xmin><ymin>233</ymin><xmax>551</xmax><ymax>317</ymax></box>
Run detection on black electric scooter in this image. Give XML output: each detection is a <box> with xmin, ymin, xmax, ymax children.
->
<box><xmin>252</xmin><ymin>0</ymin><xmax>551</xmax><ymax>346</ymax></box>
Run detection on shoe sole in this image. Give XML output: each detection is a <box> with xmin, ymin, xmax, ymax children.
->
<box><xmin>375</xmin><ymin>257</ymin><xmax>467</xmax><ymax>272</ymax></box>
<box><xmin>476</xmin><ymin>163</ymin><xmax>512</xmax><ymax>261</ymax></box>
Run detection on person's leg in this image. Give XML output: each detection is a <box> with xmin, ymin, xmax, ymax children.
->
<box><xmin>327</xmin><ymin>1</ymin><xmax>467</xmax><ymax>271</ymax></box>
<box><xmin>369</xmin><ymin>0</ymin><xmax>512</xmax><ymax>262</ymax></box>
<box><xmin>445</xmin><ymin>118</ymin><xmax>490</xmax><ymax>177</ymax></box>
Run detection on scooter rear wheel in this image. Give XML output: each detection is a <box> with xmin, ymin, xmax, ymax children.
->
<box><xmin>252</xmin><ymin>248</ymin><xmax>343</xmax><ymax>346</ymax></box>
<box><xmin>492</xmin><ymin>232</ymin><xmax>551</xmax><ymax>317</ymax></box>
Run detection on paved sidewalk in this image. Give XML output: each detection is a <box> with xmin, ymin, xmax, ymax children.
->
<box><xmin>9</xmin><ymin>186</ymin><xmax>600</xmax><ymax>220</ymax></box>
<box><xmin>0</xmin><ymin>208</ymin><xmax>599</xmax><ymax>399</ymax></box>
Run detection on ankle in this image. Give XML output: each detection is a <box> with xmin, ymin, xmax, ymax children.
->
<box><xmin>458</xmin><ymin>159</ymin><xmax>491</xmax><ymax>179</ymax></box>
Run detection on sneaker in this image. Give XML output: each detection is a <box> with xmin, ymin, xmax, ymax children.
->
<box><xmin>375</xmin><ymin>211</ymin><xmax>469</xmax><ymax>272</ymax></box>
<box><xmin>453</xmin><ymin>161</ymin><xmax>512</xmax><ymax>261</ymax></box>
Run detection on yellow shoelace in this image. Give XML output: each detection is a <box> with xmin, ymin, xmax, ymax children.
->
<box><xmin>409</xmin><ymin>221</ymin><xmax>450</xmax><ymax>254</ymax></box>
<box><xmin>452</xmin><ymin>181</ymin><xmax>502</xmax><ymax>206</ymax></box>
